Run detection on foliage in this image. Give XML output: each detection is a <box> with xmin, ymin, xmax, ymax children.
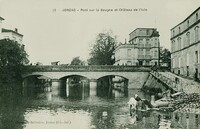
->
<box><xmin>0</xmin><ymin>39</ymin><xmax>29</xmax><ymax>84</ymax></box>
<box><xmin>70</xmin><ymin>56</ymin><xmax>85</xmax><ymax>65</ymax></box>
<box><xmin>160</xmin><ymin>47</ymin><xmax>171</xmax><ymax>68</ymax></box>
<box><xmin>88</xmin><ymin>32</ymin><xmax>117</xmax><ymax>65</ymax></box>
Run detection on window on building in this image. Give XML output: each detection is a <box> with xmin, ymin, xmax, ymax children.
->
<box><xmin>195</xmin><ymin>51</ymin><xmax>198</xmax><ymax>63</ymax></box>
<box><xmin>187</xmin><ymin>20</ymin><xmax>189</xmax><ymax>28</ymax></box>
<box><xmin>177</xmin><ymin>37</ymin><xmax>181</xmax><ymax>50</ymax></box>
<box><xmin>171</xmin><ymin>40</ymin><xmax>175</xmax><ymax>52</ymax></box>
<box><xmin>138</xmin><ymin>49</ymin><xmax>143</xmax><ymax>58</ymax></box>
<box><xmin>127</xmin><ymin>49</ymin><xmax>131</xmax><ymax>57</ymax></box>
<box><xmin>155</xmin><ymin>38</ymin><xmax>158</xmax><ymax>47</ymax></box>
<box><xmin>174</xmin><ymin>40</ymin><xmax>177</xmax><ymax>51</ymax></box>
<box><xmin>13</xmin><ymin>37</ymin><xmax>16</xmax><ymax>41</ymax></box>
<box><xmin>139</xmin><ymin>39</ymin><xmax>143</xmax><ymax>43</ymax></box>
<box><xmin>146</xmin><ymin>30</ymin><xmax>149</xmax><ymax>35</ymax></box>
<box><xmin>186</xmin><ymin>53</ymin><xmax>189</xmax><ymax>66</ymax></box>
<box><xmin>179</xmin><ymin>27</ymin><xmax>181</xmax><ymax>33</ymax></box>
<box><xmin>139</xmin><ymin>30</ymin><xmax>143</xmax><ymax>35</ymax></box>
<box><xmin>178</xmin><ymin>57</ymin><xmax>181</xmax><ymax>67</ymax></box>
<box><xmin>172</xmin><ymin>59</ymin><xmax>175</xmax><ymax>68</ymax></box>
<box><xmin>186</xmin><ymin>32</ymin><xmax>190</xmax><ymax>46</ymax></box>
<box><xmin>146</xmin><ymin>39</ymin><xmax>149</xmax><ymax>44</ymax></box>
<box><xmin>172</xmin><ymin>30</ymin><xmax>175</xmax><ymax>37</ymax></box>
<box><xmin>154</xmin><ymin>50</ymin><xmax>158</xmax><ymax>58</ymax></box>
<box><xmin>19</xmin><ymin>39</ymin><xmax>22</xmax><ymax>43</ymax></box>
<box><xmin>139</xmin><ymin>39</ymin><xmax>143</xmax><ymax>47</ymax></box>
<box><xmin>196</xmin><ymin>13</ymin><xmax>199</xmax><ymax>21</ymax></box>
<box><xmin>146</xmin><ymin>61</ymin><xmax>150</xmax><ymax>65</ymax></box>
<box><xmin>146</xmin><ymin>39</ymin><xmax>150</xmax><ymax>47</ymax></box>
<box><xmin>127</xmin><ymin>61</ymin><xmax>131</xmax><ymax>65</ymax></box>
<box><xmin>146</xmin><ymin>49</ymin><xmax>150</xmax><ymax>55</ymax></box>
<box><xmin>141</xmin><ymin>49</ymin><xmax>144</xmax><ymax>54</ymax></box>
<box><xmin>195</xmin><ymin>26</ymin><xmax>199</xmax><ymax>42</ymax></box>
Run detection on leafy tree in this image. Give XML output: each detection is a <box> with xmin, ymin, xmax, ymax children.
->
<box><xmin>160</xmin><ymin>47</ymin><xmax>171</xmax><ymax>68</ymax></box>
<box><xmin>88</xmin><ymin>31</ymin><xmax>118</xmax><ymax>96</ymax></box>
<box><xmin>88</xmin><ymin>32</ymin><xmax>117</xmax><ymax>65</ymax></box>
<box><xmin>0</xmin><ymin>39</ymin><xmax>29</xmax><ymax>84</ymax></box>
<box><xmin>70</xmin><ymin>56</ymin><xmax>84</xmax><ymax>65</ymax></box>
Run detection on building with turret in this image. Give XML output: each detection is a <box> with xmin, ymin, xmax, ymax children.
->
<box><xmin>114</xmin><ymin>28</ymin><xmax>160</xmax><ymax>66</ymax></box>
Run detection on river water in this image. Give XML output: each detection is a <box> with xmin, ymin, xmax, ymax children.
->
<box><xmin>0</xmin><ymin>82</ymin><xmax>199</xmax><ymax>129</ymax></box>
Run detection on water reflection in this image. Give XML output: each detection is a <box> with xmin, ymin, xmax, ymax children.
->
<box><xmin>0</xmin><ymin>78</ymin><xmax>200</xmax><ymax>129</ymax></box>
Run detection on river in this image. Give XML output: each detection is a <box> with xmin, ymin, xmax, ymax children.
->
<box><xmin>0</xmin><ymin>81</ymin><xmax>199</xmax><ymax>129</ymax></box>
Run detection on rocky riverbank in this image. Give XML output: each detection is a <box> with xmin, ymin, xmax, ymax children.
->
<box><xmin>170</xmin><ymin>92</ymin><xmax>200</xmax><ymax>114</ymax></box>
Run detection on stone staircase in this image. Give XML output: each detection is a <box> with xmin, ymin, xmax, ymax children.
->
<box><xmin>150</xmin><ymin>71</ymin><xmax>200</xmax><ymax>94</ymax></box>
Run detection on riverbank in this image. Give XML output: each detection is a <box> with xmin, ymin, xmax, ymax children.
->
<box><xmin>142</xmin><ymin>72</ymin><xmax>200</xmax><ymax>115</ymax></box>
<box><xmin>170</xmin><ymin>92</ymin><xmax>200</xmax><ymax>114</ymax></box>
<box><xmin>143</xmin><ymin>71</ymin><xmax>200</xmax><ymax>94</ymax></box>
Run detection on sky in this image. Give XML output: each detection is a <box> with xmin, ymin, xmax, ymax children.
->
<box><xmin>0</xmin><ymin>0</ymin><xmax>199</xmax><ymax>65</ymax></box>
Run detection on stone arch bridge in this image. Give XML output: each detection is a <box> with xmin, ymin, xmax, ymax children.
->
<box><xmin>23</xmin><ymin>65</ymin><xmax>151</xmax><ymax>89</ymax></box>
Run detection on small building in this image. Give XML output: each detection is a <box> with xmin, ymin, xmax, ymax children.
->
<box><xmin>0</xmin><ymin>16</ymin><xmax>23</xmax><ymax>44</ymax></box>
<box><xmin>171</xmin><ymin>7</ymin><xmax>200</xmax><ymax>80</ymax></box>
<box><xmin>35</xmin><ymin>62</ymin><xmax>43</xmax><ymax>66</ymax></box>
<box><xmin>51</xmin><ymin>61</ymin><xmax>60</xmax><ymax>66</ymax></box>
<box><xmin>1</xmin><ymin>28</ymin><xmax>23</xmax><ymax>44</ymax></box>
<box><xmin>114</xmin><ymin>28</ymin><xmax>160</xmax><ymax>66</ymax></box>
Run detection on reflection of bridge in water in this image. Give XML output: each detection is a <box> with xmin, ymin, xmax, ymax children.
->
<box><xmin>22</xmin><ymin>65</ymin><xmax>151</xmax><ymax>96</ymax></box>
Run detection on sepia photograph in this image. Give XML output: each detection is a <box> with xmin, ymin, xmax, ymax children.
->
<box><xmin>0</xmin><ymin>0</ymin><xmax>200</xmax><ymax>129</ymax></box>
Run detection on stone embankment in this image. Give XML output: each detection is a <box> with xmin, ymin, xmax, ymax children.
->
<box><xmin>143</xmin><ymin>71</ymin><xmax>200</xmax><ymax>115</ymax></box>
<box><xmin>171</xmin><ymin>92</ymin><xmax>200</xmax><ymax>114</ymax></box>
<box><xmin>149</xmin><ymin>71</ymin><xmax>200</xmax><ymax>94</ymax></box>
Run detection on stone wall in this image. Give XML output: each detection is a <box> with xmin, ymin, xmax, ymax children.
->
<box><xmin>147</xmin><ymin>71</ymin><xmax>200</xmax><ymax>94</ymax></box>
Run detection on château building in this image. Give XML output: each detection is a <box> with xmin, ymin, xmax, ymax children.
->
<box><xmin>114</xmin><ymin>28</ymin><xmax>160</xmax><ymax>66</ymax></box>
<box><xmin>171</xmin><ymin>7</ymin><xmax>200</xmax><ymax>80</ymax></box>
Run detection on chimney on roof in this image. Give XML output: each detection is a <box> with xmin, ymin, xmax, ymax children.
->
<box><xmin>15</xmin><ymin>28</ymin><xmax>18</xmax><ymax>32</ymax></box>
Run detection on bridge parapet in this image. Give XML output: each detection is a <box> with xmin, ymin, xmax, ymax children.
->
<box><xmin>24</xmin><ymin>65</ymin><xmax>151</xmax><ymax>72</ymax></box>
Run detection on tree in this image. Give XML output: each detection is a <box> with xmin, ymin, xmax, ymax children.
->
<box><xmin>0</xmin><ymin>39</ymin><xmax>29</xmax><ymax>84</ymax></box>
<box><xmin>88</xmin><ymin>31</ymin><xmax>118</xmax><ymax>96</ymax></box>
<box><xmin>88</xmin><ymin>32</ymin><xmax>117</xmax><ymax>65</ymax></box>
<box><xmin>160</xmin><ymin>47</ymin><xmax>171</xmax><ymax>68</ymax></box>
<box><xmin>70</xmin><ymin>56</ymin><xmax>84</xmax><ymax>65</ymax></box>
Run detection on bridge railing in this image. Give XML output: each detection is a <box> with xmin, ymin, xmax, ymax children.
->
<box><xmin>24</xmin><ymin>65</ymin><xmax>151</xmax><ymax>72</ymax></box>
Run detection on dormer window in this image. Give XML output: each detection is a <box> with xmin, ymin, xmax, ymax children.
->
<box><xmin>186</xmin><ymin>32</ymin><xmax>190</xmax><ymax>45</ymax></box>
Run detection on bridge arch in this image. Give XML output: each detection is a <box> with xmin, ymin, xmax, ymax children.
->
<box><xmin>22</xmin><ymin>71</ymin><xmax>150</xmax><ymax>89</ymax></box>
<box><xmin>22</xmin><ymin>74</ymin><xmax>52</xmax><ymax>80</ymax></box>
<box><xmin>59</xmin><ymin>74</ymin><xmax>90</xmax><ymax>80</ymax></box>
<box><xmin>96</xmin><ymin>74</ymin><xmax>128</xmax><ymax>80</ymax></box>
